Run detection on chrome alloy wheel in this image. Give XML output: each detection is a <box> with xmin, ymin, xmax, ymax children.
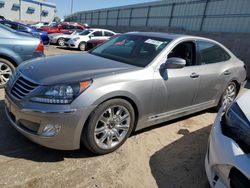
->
<box><xmin>94</xmin><ymin>106</ymin><xmax>131</xmax><ymax>149</ymax></box>
<box><xmin>0</xmin><ymin>62</ymin><xmax>12</xmax><ymax>87</ymax></box>
<box><xmin>58</xmin><ymin>38</ymin><xmax>65</xmax><ymax>46</ymax></box>
<box><xmin>222</xmin><ymin>83</ymin><xmax>237</xmax><ymax>111</ymax></box>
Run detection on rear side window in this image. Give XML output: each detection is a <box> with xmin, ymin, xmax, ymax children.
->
<box><xmin>197</xmin><ymin>41</ymin><xmax>230</xmax><ymax>64</ymax></box>
<box><xmin>104</xmin><ymin>31</ymin><xmax>114</xmax><ymax>36</ymax></box>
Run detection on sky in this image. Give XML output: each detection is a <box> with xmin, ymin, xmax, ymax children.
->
<box><xmin>48</xmin><ymin>0</ymin><xmax>157</xmax><ymax>18</ymax></box>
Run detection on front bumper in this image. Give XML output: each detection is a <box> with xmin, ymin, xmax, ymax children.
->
<box><xmin>205</xmin><ymin>109</ymin><xmax>250</xmax><ymax>187</ymax></box>
<box><xmin>4</xmin><ymin>94</ymin><xmax>95</xmax><ymax>150</ymax></box>
<box><xmin>65</xmin><ymin>40</ymin><xmax>78</xmax><ymax>49</ymax></box>
<box><xmin>49</xmin><ymin>37</ymin><xmax>58</xmax><ymax>44</ymax></box>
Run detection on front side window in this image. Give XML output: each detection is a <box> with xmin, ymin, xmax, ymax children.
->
<box><xmin>197</xmin><ymin>41</ymin><xmax>230</xmax><ymax>64</ymax></box>
<box><xmin>93</xmin><ymin>31</ymin><xmax>103</xmax><ymax>37</ymax></box>
<box><xmin>168</xmin><ymin>41</ymin><xmax>196</xmax><ymax>66</ymax></box>
<box><xmin>90</xmin><ymin>34</ymin><xmax>171</xmax><ymax>67</ymax></box>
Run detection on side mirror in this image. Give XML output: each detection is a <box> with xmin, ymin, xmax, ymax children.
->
<box><xmin>89</xmin><ymin>34</ymin><xmax>94</xmax><ymax>39</ymax></box>
<box><xmin>164</xmin><ymin>57</ymin><xmax>186</xmax><ymax>69</ymax></box>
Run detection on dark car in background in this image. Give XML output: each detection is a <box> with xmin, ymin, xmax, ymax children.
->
<box><xmin>86</xmin><ymin>38</ymin><xmax>109</xmax><ymax>50</ymax></box>
<box><xmin>0</xmin><ymin>20</ymin><xmax>50</xmax><ymax>45</ymax></box>
<box><xmin>0</xmin><ymin>24</ymin><xmax>44</xmax><ymax>88</ymax></box>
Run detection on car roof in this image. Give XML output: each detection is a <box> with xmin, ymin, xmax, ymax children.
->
<box><xmin>88</xmin><ymin>28</ymin><xmax>114</xmax><ymax>32</ymax></box>
<box><xmin>125</xmin><ymin>31</ymin><xmax>192</xmax><ymax>40</ymax></box>
<box><xmin>0</xmin><ymin>20</ymin><xmax>32</xmax><ymax>29</ymax></box>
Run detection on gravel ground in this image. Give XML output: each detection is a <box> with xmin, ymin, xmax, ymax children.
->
<box><xmin>0</xmin><ymin>46</ymin><xmax>248</xmax><ymax>188</ymax></box>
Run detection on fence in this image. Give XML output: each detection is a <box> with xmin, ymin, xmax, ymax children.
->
<box><xmin>65</xmin><ymin>0</ymin><xmax>250</xmax><ymax>33</ymax></box>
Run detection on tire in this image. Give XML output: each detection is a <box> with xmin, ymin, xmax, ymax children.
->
<box><xmin>216</xmin><ymin>82</ymin><xmax>237</xmax><ymax>111</ymax></box>
<box><xmin>79</xmin><ymin>42</ymin><xmax>86</xmax><ymax>51</ymax></box>
<box><xmin>57</xmin><ymin>37</ymin><xmax>65</xmax><ymax>46</ymax></box>
<box><xmin>0</xmin><ymin>58</ymin><xmax>15</xmax><ymax>88</ymax></box>
<box><xmin>82</xmin><ymin>99</ymin><xmax>135</xmax><ymax>155</ymax></box>
<box><xmin>230</xmin><ymin>170</ymin><xmax>250</xmax><ymax>188</ymax></box>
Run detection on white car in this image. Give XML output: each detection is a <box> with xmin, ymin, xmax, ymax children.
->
<box><xmin>49</xmin><ymin>30</ymin><xmax>82</xmax><ymax>46</ymax></box>
<box><xmin>65</xmin><ymin>28</ymin><xmax>116</xmax><ymax>51</ymax></box>
<box><xmin>32</xmin><ymin>22</ymin><xmax>49</xmax><ymax>29</ymax></box>
<box><xmin>205</xmin><ymin>90</ymin><xmax>250</xmax><ymax>188</ymax></box>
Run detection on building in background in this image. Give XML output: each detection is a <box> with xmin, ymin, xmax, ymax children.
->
<box><xmin>0</xmin><ymin>0</ymin><xmax>56</xmax><ymax>22</ymax></box>
<box><xmin>65</xmin><ymin>0</ymin><xmax>250</xmax><ymax>33</ymax></box>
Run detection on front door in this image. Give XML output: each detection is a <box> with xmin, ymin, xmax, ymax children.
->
<box><xmin>151</xmin><ymin>41</ymin><xmax>200</xmax><ymax>116</ymax></box>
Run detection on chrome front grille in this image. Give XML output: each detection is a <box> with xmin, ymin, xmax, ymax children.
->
<box><xmin>10</xmin><ymin>75</ymin><xmax>39</xmax><ymax>100</ymax></box>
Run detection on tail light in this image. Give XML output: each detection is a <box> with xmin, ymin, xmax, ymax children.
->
<box><xmin>35</xmin><ymin>41</ymin><xmax>44</xmax><ymax>52</ymax></box>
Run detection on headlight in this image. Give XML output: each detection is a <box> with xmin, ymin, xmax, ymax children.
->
<box><xmin>30</xmin><ymin>80</ymin><xmax>92</xmax><ymax>104</ymax></box>
<box><xmin>73</xmin><ymin>37</ymin><xmax>80</xmax><ymax>41</ymax></box>
<box><xmin>222</xmin><ymin>102</ymin><xmax>250</xmax><ymax>151</ymax></box>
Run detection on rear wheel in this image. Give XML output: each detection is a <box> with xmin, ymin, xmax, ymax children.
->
<box><xmin>82</xmin><ymin>99</ymin><xmax>135</xmax><ymax>154</ymax></box>
<box><xmin>57</xmin><ymin>37</ymin><xmax>65</xmax><ymax>46</ymax></box>
<box><xmin>79</xmin><ymin>42</ymin><xmax>86</xmax><ymax>51</ymax></box>
<box><xmin>217</xmin><ymin>82</ymin><xmax>237</xmax><ymax>111</ymax></box>
<box><xmin>0</xmin><ymin>58</ymin><xmax>15</xmax><ymax>88</ymax></box>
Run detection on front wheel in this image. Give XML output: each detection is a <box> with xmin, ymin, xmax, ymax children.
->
<box><xmin>79</xmin><ymin>42</ymin><xmax>86</xmax><ymax>51</ymax></box>
<box><xmin>57</xmin><ymin>37</ymin><xmax>65</xmax><ymax>46</ymax></box>
<box><xmin>0</xmin><ymin>58</ymin><xmax>15</xmax><ymax>88</ymax></box>
<box><xmin>82</xmin><ymin>99</ymin><xmax>135</xmax><ymax>154</ymax></box>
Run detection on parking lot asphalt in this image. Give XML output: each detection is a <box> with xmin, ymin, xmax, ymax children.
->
<box><xmin>0</xmin><ymin>46</ymin><xmax>249</xmax><ymax>188</ymax></box>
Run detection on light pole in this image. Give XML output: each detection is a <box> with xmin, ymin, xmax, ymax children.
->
<box><xmin>71</xmin><ymin>0</ymin><xmax>74</xmax><ymax>14</ymax></box>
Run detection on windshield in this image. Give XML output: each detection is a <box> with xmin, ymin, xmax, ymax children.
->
<box><xmin>90</xmin><ymin>34</ymin><xmax>172</xmax><ymax>67</ymax></box>
<box><xmin>79</xmin><ymin>30</ymin><xmax>93</xmax><ymax>36</ymax></box>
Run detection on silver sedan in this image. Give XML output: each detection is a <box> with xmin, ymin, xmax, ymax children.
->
<box><xmin>4</xmin><ymin>32</ymin><xmax>247</xmax><ymax>154</ymax></box>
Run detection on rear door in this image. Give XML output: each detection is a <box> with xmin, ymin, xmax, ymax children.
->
<box><xmin>194</xmin><ymin>40</ymin><xmax>232</xmax><ymax>104</ymax></box>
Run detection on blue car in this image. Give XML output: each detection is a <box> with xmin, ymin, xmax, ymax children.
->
<box><xmin>0</xmin><ymin>20</ymin><xmax>49</xmax><ymax>45</ymax></box>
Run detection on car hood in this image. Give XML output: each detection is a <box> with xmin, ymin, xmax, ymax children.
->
<box><xmin>67</xmin><ymin>35</ymin><xmax>86</xmax><ymax>40</ymax></box>
<box><xmin>19</xmin><ymin>53</ymin><xmax>137</xmax><ymax>85</ymax></box>
<box><xmin>53</xmin><ymin>33</ymin><xmax>73</xmax><ymax>38</ymax></box>
<box><xmin>237</xmin><ymin>91</ymin><xmax>250</xmax><ymax>122</ymax></box>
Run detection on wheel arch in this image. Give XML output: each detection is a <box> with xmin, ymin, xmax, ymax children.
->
<box><xmin>0</xmin><ymin>54</ymin><xmax>18</xmax><ymax>67</ymax></box>
<box><xmin>89</xmin><ymin>94</ymin><xmax>140</xmax><ymax>131</ymax></box>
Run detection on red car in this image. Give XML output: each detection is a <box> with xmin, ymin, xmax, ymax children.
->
<box><xmin>39</xmin><ymin>22</ymin><xmax>87</xmax><ymax>34</ymax></box>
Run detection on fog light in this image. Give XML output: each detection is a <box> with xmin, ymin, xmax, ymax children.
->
<box><xmin>41</xmin><ymin>124</ymin><xmax>61</xmax><ymax>137</ymax></box>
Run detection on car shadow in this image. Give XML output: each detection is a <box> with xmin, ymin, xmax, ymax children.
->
<box><xmin>133</xmin><ymin>110</ymin><xmax>209</xmax><ymax>136</ymax></box>
<box><xmin>0</xmin><ymin>100</ymin><xmax>95</xmax><ymax>163</ymax></box>
<box><xmin>149</xmin><ymin>126</ymin><xmax>211</xmax><ymax>188</ymax></box>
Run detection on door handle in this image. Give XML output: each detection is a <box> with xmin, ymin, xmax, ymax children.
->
<box><xmin>190</xmin><ymin>72</ymin><xmax>200</xmax><ymax>78</ymax></box>
<box><xmin>224</xmin><ymin>70</ymin><xmax>231</xmax><ymax>75</ymax></box>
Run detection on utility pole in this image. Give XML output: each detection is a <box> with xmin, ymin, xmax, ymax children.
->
<box><xmin>71</xmin><ymin>0</ymin><xmax>74</xmax><ymax>14</ymax></box>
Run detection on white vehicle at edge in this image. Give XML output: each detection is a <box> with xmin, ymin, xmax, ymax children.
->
<box><xmin>49</xmin><ymin>30</ymin><xmax>82</xmax><ymax>46</ymax></box>
<box><xmin>205</xmin><ymin>90</ymin><xmax>250</xmax><ymax>188</ymax></box>
<box><xmin>65</xmin><ymin>28</ymin><xmax>116</xmax><ymax>51</ymax></box>
<box><xmin>32</xmin><ymin>22</ymin><xmax>49</xmax><ymax>29</ymax></box>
